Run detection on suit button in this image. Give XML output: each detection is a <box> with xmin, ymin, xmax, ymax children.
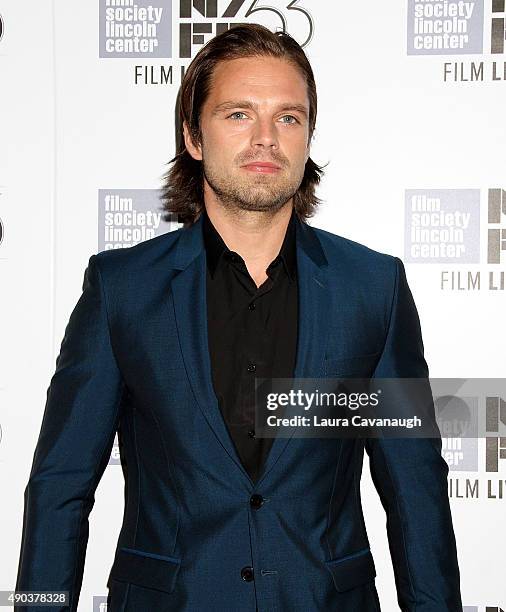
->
<box><xmin>241</xmin><ymin>566</ymin><xmax>254</xmax><ymax>581</ymax></box>
<box><xmin>248</xmin><ymin>429</ymin><xmax>256</xmax><ymax>438</ymax></box>
<box><xmin>250</xmin><ymin>494</ymin><xmax>264</xmax><ymax>510</ymax></box>
<box><xmin>247</xmin><ymin>363</ymin><xmax>256</xmax><ymax>373</ymax></box>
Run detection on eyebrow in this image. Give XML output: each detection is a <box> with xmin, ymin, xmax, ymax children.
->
<box><xmin>212</xmin><ymin>100</ymin><xmax>309</xmax><ymax>118</ymax></box>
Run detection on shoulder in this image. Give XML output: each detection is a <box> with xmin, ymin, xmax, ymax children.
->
<box><xmin>309</xmin><ymin>223</ymin><xmax>400</xmax><ymax>282</ymax></box>
<box><xmin>92</xmin><ymin>226</ymin><xmax>184</xmax><ymax>278</ymax></box>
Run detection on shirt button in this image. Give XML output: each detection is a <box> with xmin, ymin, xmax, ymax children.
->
<box><xmin>250</xmin><ymin>494</ymin><xmax>264</xmax><ymax>510</ymax></box>
<box><xmin>248</xmin><ymin>429</ymin><xmax>256</xmax><ymax>438</ymax></box>
<box><xmin>248</xmin><ymin>302</ymin><xmax>256</xmax><ymax>310</ymax></box>
<box><xmin>241</xmin><ymin>566</ymin><xmax>254</xmax><ymax>582</ymax></box>
<box><xmin>247</xmin><ymin>363</ymin><xmax>256</xmax><ymax>373</ymax></box>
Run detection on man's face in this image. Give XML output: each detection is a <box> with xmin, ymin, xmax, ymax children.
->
<box><xmin>184</xmin><ymin>55</ymin><xmax>311</xmax><ymax>214</ymax></box>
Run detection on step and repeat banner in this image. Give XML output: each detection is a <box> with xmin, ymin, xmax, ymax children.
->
<box><xmin>1</xmin><ymin>1</ymin><xmax>505</xmax><ymax>610</ymax></box>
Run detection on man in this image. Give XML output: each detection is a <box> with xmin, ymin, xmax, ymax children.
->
<box><xmin>15</xmin><ymin>23</ymin><xmax>462</xmax><ymax>611</ymax></box>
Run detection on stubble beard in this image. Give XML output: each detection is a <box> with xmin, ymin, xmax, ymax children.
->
<box><xmin>201</xmin><ymin>151</ymin><xmax>304</xmax><ymax>215</ymax></box>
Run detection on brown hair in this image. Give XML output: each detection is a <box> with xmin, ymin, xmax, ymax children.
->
<box><xmin>159</xmin><ymin>23</ymin><xmax>326</xmax><ymax>226</ymax></box>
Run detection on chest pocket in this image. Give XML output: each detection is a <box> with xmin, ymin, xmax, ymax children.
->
<box><xmin>323</xmin><ymin>352</ymin><xmax>381</xmax><ymax>377</ymax></box>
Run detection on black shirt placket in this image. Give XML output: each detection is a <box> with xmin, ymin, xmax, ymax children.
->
<box><xmin>204</xmin><ymin>210</ymin><xmax>298</xmax><ymax>483</ymax></box>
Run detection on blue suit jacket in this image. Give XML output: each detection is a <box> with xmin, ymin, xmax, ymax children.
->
<box><xmin>15</xmin><ymin>214</ymin><xmax>462</xmax><ymax>611</ymax></box>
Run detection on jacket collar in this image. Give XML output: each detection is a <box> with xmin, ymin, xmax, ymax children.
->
<box><xmin>171</xmin><ymin>208</ymin><xmax>327</xmax><ymax>272</ymax></box>
<box><xmin>202</xmin><ymin>206</ymin><xmax>298</xmax><ymax>281</ymax></box>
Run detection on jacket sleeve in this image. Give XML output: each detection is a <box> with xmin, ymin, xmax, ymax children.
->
<box><xmin>364</xmin><ymin>257</ymin><xmax>462</xmax><ymax>611</ymax></box>
<box><xmin>15</xmin><ymin>254</ymin><xmax>126</xmax><ymax>612</ymax></box>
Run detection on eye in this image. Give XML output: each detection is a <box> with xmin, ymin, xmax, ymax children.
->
<box><xmin>228</xmin><ymin>112</ymin><xmax>248</xmax><ymax>120</ymax></box>
<box><xmin>280</xmin><ymin>115</ymin><xmax>299</xmax><ymax>124</ymax></box>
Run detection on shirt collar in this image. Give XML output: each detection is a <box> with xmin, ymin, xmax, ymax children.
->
<box><xmin>203</xmin><ymin>207</ymin><xmax>297</xmax><ymax>282</ymax></box>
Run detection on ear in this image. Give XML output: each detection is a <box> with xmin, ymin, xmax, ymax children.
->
<box><xmin>183</xmin><ymin>121</ymin><xmax>203</xmax><ymax>161</ymax></box>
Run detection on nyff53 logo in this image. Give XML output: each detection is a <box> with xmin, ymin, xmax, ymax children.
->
<box><xmin>179</xmin><ymin>0</ymin><xmax>313</xmax><ymax>58</ymax></box>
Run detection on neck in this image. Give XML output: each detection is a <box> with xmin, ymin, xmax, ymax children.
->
<box><xmin>203</xmin><ymin>199</ymin><xmax>294</xmax><ymax>287</ymax></box>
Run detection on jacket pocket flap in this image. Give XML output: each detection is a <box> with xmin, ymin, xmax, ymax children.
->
<box><xmin>107</xmin><ymin>546</ymin><xmax>181</xmax><ymax>594</ymax></box>
<box><xmin>325</xmin><ymin>548</ymin><xmax>376</xmax><ymax>592</ymax></box>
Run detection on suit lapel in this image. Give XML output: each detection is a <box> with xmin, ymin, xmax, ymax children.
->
<box><xmin>170</xmin><ymin>217</ymin><xmax>252</xmax><ymax>482</ymax></box>
<box><xmin>255</xmin><ymin>217</ymin><xmax>331</xmax><ymax>486</ymax></box>
<box><xmin>169</xmin><ymin>213</ymin><xmax>331</xmax><ymax>487</ymax></box>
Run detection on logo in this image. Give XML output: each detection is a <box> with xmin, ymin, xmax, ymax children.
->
<box><xmin>178</xmin><ymin>0</ymin><xmax>313</xmax><ymax>58</ymax></box>
<box><xmin>407</xmin><ymin>1</ymin><xmax>506</xmax><ymax>81</ymax></box>
<box><xmin>492</xmin><ymin>0</ymin><xmax>506</xmax><ymax>53</ymax></box>
<box><xmin>485</xmin><ymin>396</ymin><xmax>506</xmax><ymax>471</ymax></box>
<box><xmin>92</xmin><ymin>596</ymin><xmax>108</xmax><ymax>611</ymax></box>
<box><xmin>437</xmin><ymin>395</ymin><xmax>479</xmax><ymax>471</ymax></box>
<box><xmin>407</xmin><ymin>0</ymin><xmax>485</xmax><ymax>55</ymax></box>
<box><xmin>463</xmin><ymin>607</ymin><xmax>505</xmax><ymax>612</ymax></box>
<box><xmin>99</xmin><ymin>0</ymin><xmax>172</xmax><ymax>58</ymax></box>
<box><xmin>434</xmin><ymin>382</ymin><xmax>506</xmax><ymax>501</ymax></box>
<box><xmin>440</xmin><ymin>395</ymin><xmax>506</xmax><ymax>475</ymax></box>
<box><xmin>404</xmin><ymin>189</ymin><xmax>480</xmax><ymax>263</ymax></box>
<box><xmin>98</xmin><ymin>188</ymin><xmax>181</xmax><ymax>251</ymax></box>
<box><xmin>488</xmin><ymin>188</ymin><xmax>506</xmax><ymax>263</ymax></box>
<box><xmin>440</xmin><ymin>393</ymin><xmax>506</xmax><ymax>500</ymax></box>
<box><xmin>404</xmin><ymin>187</ymin><xmax>506</xmax><ymax>291</ymax></box>
<box><xmin>99</xmin><ymin>1</ymin><xmax>314</xmax><ymax>61</ymax></box>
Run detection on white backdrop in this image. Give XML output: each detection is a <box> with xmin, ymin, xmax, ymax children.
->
<box><xmin>1</xmin><ymin>1</ymin><xmax>505</xmax><ymax>610</ymax></box>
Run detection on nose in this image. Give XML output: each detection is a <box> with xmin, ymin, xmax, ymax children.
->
<box><xmin>250</xmin><ymin>116</ymin><xmax>279</xmax><ymax>150</ymax></box>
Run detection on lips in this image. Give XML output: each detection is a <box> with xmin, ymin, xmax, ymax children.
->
<box><xmin>242</xmin><ymin>162</ymin><xmax>281</xmax><ymax>173</ymax></box>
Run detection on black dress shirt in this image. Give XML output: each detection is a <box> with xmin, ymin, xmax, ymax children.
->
<box><xmin>203</xmin><ymin>208</ymin><xmax>298</xmax><ymax>483</ymax></box>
